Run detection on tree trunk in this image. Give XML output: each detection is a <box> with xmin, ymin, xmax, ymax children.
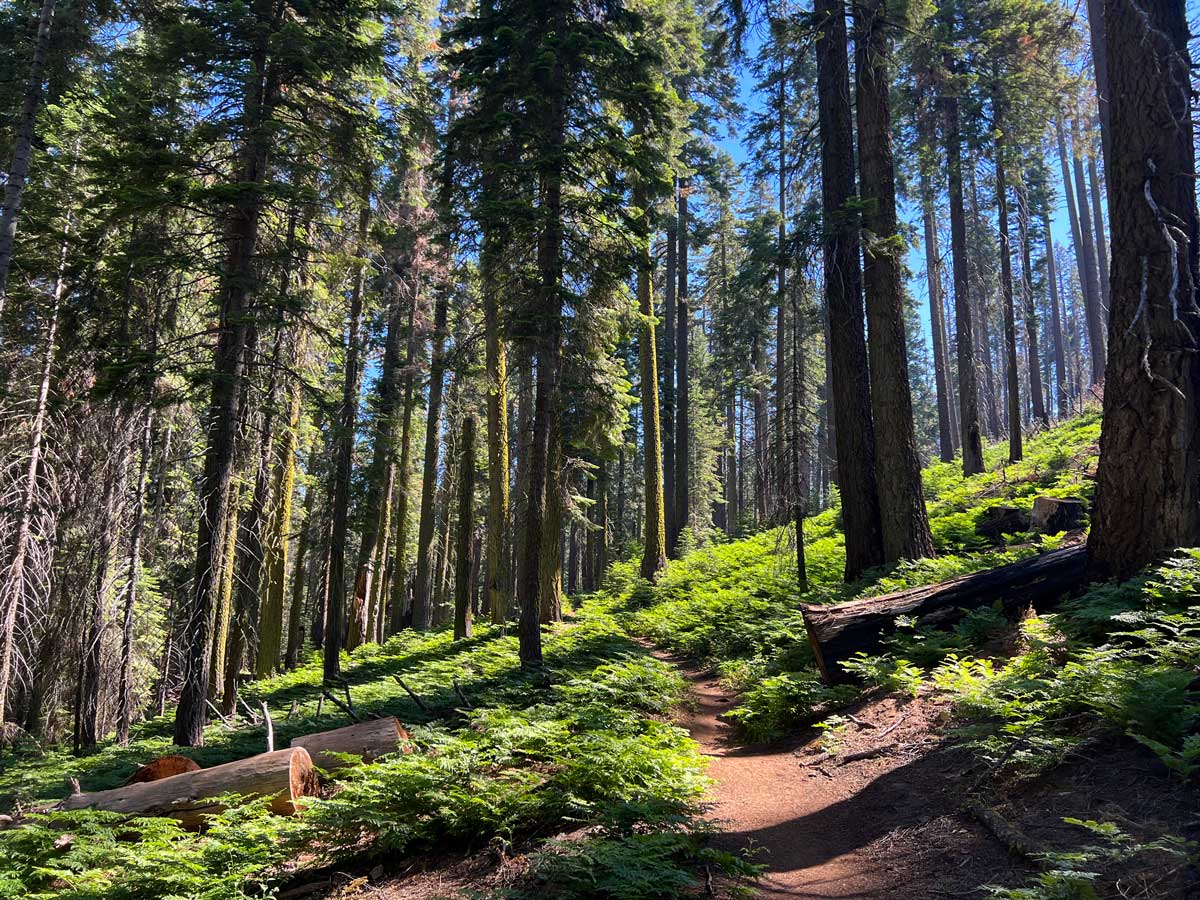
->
<box><xmin>752</xmin><ymin>334</ymin><xmax>769</xmax><ymax>527</ymax></box>
<box><xmin>1084</xmin><ymin>0</ymin><xmax>1110</xmax><ymax>171</ymax></box>
<box><xmin>482</xmin><ymin>213</ymin><xmax>511</xmax><ymax>626</ymax></box>
<box><xmin>595</xmin><ymin>459</ymin><xmax>609</xmax><ymax>583</ymax></box>
<box><xmin>1056</xmin><ymin>117</ymin><xmax>1105</xmax><ymax>385</ymax></box>
<box><xmin>0</xmin><ymin>260</ymin><xmax>61</xmax><ymax>725</ymax></box>
<box><xmin>856</xmin><ymin>0</ymin><xmax>934</xmax><ymax>562</ymax></box>
<box><xmin>637</xmin><ymin>192</ymin><xmax>667</xmax><ymax>581</ymax></box>
<box><xmin>257</xmin><ymin>381</ymin><xmax>300</xmax><ymax>677</ymax></box>
<box><xmin>1086</xmin><ymin>140</ymin><xmax>1110</xmax><ymax>312</ymax></box>
<box><xmin>0</xmin><ymin>0</ymin><xmax>58</xmax><ymax>317</ymax></box>
<box><xmin>413</xmin><ymin>288</ymin><xmax>450</xmax><ymax>632</ymax></box>
<box><xmin>290</xmin><ymin>717</ymin><xmax>410</xmax><ymax>771</ymax></box>
<box><xmin>967</xmin><ymin>165</ymin><xmax>1003</xmax><ymax>440</ymax></box>
<box><xmin>117</xmin><ymin>407</ymin><xmax>155</xmax><ymax>746</ymax></box>
<box><xmin>222</xmin><ymin>332</ymin><xmax>282</xmax><ymax>714</ymax></box>
<box><xmin>64</xmin><ymin>747</ymin><xmax>318</xmax><ymax>830</ymax></box>
<box><xmin>1071</xmin><ymin>117</ymin><xmax>1108</xmax><ymax>383</ymax></box>
<box><xmin>324</xmin><ymin>203</ymin><xmax>370</xmax><ymax>681</ymax></box>
<box><xmin>941</xmin><ymin>66</ymin><xmax>986</xmax><ymax>476</ymax></box>
<box><xmin>662</xmin><ymin>191</ymin><xmax>677</xmax><ymax>550</ymax></box>
<box><xmin>674</xmin><ymin>179</ymin><xmax>690</xmax><ymax>551</ymax></box>
<box><xmin>804</xmin><ymin>545</ymin><xmax>1087</xmax><ymax>681</ymax></box>
<box><xmin>1043</xmin><ymin>213</ymin><xmax>1068</xmax><ymax>416</ymax></box>
<box><xmin>817</xmin><ymin>0</ymin><xmax>885</xmax><ymax>579</ymax></box>
<box><xmin>1087</xmin><ymin>0</ymin><xmax>1200</xmax><ymax>580</ymax></box>
<box><xmin>285</xmin><ymin>410</ymin><xmax>321</xmax><ymax>669</ymax></box>
<box><xmin>454</xmin><ymin>415</ymin><xmax>476</xmax><ymax>640</ymax></box>
<box><xmin>538</xmin><ymin>425</ymin><xmax>563</xmax><ymax>624</ymax></box>
<box><xmin>1016</xmin><ymin>181</ymin><xmax>1048</xmax><ymax>427</ymax></box>
<box><xmin>992</xmin><ymin>96</ymin><xmax>1023</xmax><ymax>463</ymax></box>
<box><xmin>921</xmin><ymin>168</ymin><xmax>956</xmax><ymax>463</ymax></box>
<box><xmin>388</xmin><ymin>276</ymin><xmax>423</xmax><ymax>636</ymax></box>
<box><xmin>174</xmin><ymin>6</ymin><xmax>277</xmax><ymax>745</ymax></box>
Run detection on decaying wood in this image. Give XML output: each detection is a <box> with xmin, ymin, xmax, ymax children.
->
<box><xmin>290</xmin><ymin>716</ymin><xmax>411</xmax><ymax>771</ymax></box>
<box><xmin>801</xmin><ymin>545</ymin><xmax>1087</xmax><ymax>682</ymax></box>
<box><xmin>122</xmin><ymin>755</ymin><xmax>201</xmax><ymax>785</ymax></box>
<box><xmin>965</xmin><ymin>799</ymin><xmax>1036</xmax><ymax>858</ymax></box>
<box><xmin>62</xmin><ymin>747</ymin><xmax>317</xmax><ymax>829</ymax></box>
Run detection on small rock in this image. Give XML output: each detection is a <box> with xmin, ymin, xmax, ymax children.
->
<box><xmin>1031</xmin><ymin>496</ymin><xmax>1087</xmax><ymax>534</ymax></box>
<box><xmin>976</xmin><ymin>505</ymin><xmax>1030</xmax><ymax>542</ymax></box>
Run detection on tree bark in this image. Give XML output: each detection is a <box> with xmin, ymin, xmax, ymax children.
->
<box><xmin>324</xmin><ymin>203</ymin><xmax>370</xmax><ymax>681</ymax></box>
<box><xmin>992</xmin><ymin>95</ymin><xmax>1023</xmax><ymax>463</ymax></box>
<box><xmin>941</xmin><ymin>66</ymin><xmax>986</xmax><ymax>476</ymax></box>
<box><xmin>804</xmin><ymin>545</ymin><xmax>1087</xmax><ymax>681</ymax></box>
<box><xmin>1087</xmin><ymin>0</ymin><xmax>1200</xmax><ymax>580</ymax></box>
<box><xmin>1056</xmin><ymin>117</ymin><xmax>1105</xmax><ymax>385</ymax></box>
<box><xmin>257</xmin><ymin>380</ymin><xmax>300</xmax><ymax>677</ymax></box>
<box><xmin>1016</xmin><ymin>181</ymin><xmax>1048</xmax><ymax>427</ymax></box>
<box><xmin>174</xmin><ymin>4</ymin><xmax>277</xmax><ymax>745</ymax></box>
<box><xmin>285</xmin><ymin>410</ymin><xmax>321</xmax><ymax>669</ymax></box>
<box><xmin>290</xmin><ymin>717</ymin><xmax>410</xmax><ymax>771</ymax></box>
<box><xmin>921</xmin><ymin>169</ymin><xmax>956</xmax><ymax>463</ymax></box>
<box><xmin>637</xmin><ymin>197</ymin><xmax>668</xmax><ymax>581</ymax></box>
<box><xmin>1086</xmin><ymin>140</ymin><xmax>1110</xmax><ymax>313</ymax></box>
<box><xmin>0</xmin><ymin>250</ymin><xmax>62</xmax><ymax>725</ymax></box>
<box><xmin>817</xmin><ymin>0</ymin><xmax>885</xmax><ymax>579</ymax></box>
<box><xmin>64</xmin><ymin>747</ymin><xmax>318</xmax><ymax>830</ymax></box>
<box><xmin>674</xmin><ymin>179</ymin><xmax>690</xmax><ymax>551</ymax></box>
<box><xmin>856</xmin><ymin>0</ymin><xmax>934</xmax><ymax>562</ymax></box>
<box><xmin>413</xmin><ymin>290</ymin><xmax>450</xmax><ymax>632</ymax></box>
<box><xmin>1043</xmin><ymin>211</ymin><xmax>1068</xmax><ymax>417</ymax></box>
<box><xmin>117</xmin><ymin>406</ymin><xmax>155</xmax><ymax>746</ymax></box>
<box><xmin>454</xmin><ymin>415</ymin><xmax>476</xmax><ymax>640</ymax></box>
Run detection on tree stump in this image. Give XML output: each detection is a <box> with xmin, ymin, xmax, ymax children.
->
<box><xmin>975</xmin><ymin>505</ymin><xmax>1031</xmax><ymax>543</ymax></box>
<box><xmin>290</xmin><ymin>716</ymin><xmax>411</xmax><ymax>772</ymax></box>
<box><xmin>62</xmin><ymin>747</ymin><xmax>317</xmax><ymax>830</ymax></box>
<box><xmin>1031</xmin><ymin>497</ymin><xmax>1087</xmax><ymax>535</ymax></box>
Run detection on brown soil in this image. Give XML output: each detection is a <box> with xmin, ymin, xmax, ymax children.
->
<box><xmin>672</xmin><ymin>653</ymin><xmax>1200</xmax><ymax>900</ymax></box>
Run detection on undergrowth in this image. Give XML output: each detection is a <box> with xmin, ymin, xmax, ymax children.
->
<box><xmin>0</xmin><ymin>610</ymin><xmax>745</xmax><ymax>899</ymax></box>
<box><xmin>602</xmin><ymin>410</ymin><xmax>1101</xmax><ymax>741</ymax></box>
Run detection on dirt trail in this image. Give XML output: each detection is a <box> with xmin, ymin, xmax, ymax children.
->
<box><xmin>667</xmin><ymin>655</ymin><xmax>1019</xmax><ymax>900</ymax></box>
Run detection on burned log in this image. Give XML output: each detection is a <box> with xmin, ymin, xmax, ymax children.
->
<box><xmin>801</xmin><ymin>545</ymin><xmax>1087</xmax><ymax>682</ymax></box>
<box><xmin>290</xmin><ymin>716</ymin><xmax>411</xmax><ymax>772</ymax></box>
<box><xmin>62</xmin><ymin>747</ymin><xmax>317</xmax><ymax>829</ymax></box>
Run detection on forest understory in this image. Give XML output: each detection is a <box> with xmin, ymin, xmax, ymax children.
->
<box><xmin>2</xmin><ymin>0</ymin><xmax>1199</xmax><ymax>895</ymax></box>
<box><xmin>4</xmin><ymin>414</ymin><xmax>1199</xmax><ymax>900</ymax></box>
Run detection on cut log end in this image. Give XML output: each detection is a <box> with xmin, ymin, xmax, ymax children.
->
<box><xmin>122</xmin><ymin>755</ymin><xmax>202</xmax><ymax>785</ymax></box>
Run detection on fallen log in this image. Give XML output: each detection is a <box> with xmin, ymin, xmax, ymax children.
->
<box><xmin>290</xmin><ymin>716</ymin><xmax>411</xmax><ymax>772</ymax></box>
<box><xmin>122</xmin><ymin>754</ymin><xmax>201</xmax><ymax>785</ymax></box>
<box><xmin>801</xmin><ymin>545</ymin><xmax>1087</xmax><ymax>682</ymax></box>
<box><xmin>62</xmin><ymin>747</ymin><xmax>317</xmax><ymax>829</ymax></box>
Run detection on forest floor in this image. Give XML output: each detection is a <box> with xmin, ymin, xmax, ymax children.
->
<box><xmin>668</xmin><ymin>648</ymin><xmax>1200</xmax><ymax>900</ymax></box>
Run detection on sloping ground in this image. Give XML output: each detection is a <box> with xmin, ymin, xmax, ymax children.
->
<box><xmin>674</xmin><ymin>653</ymin><xmax>1199</xmax><ymax>900</ymax></box>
